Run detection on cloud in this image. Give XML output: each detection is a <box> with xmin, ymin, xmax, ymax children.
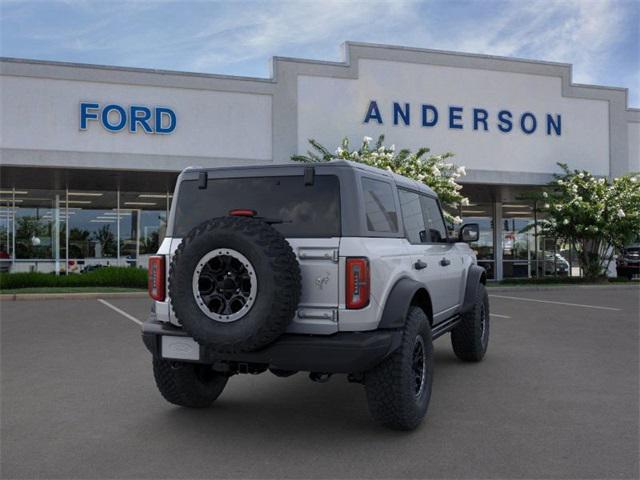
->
<box><xmin>1</xmin><ymin>0</ymin><xmax>637</xmax><ymax>104</ymax></box>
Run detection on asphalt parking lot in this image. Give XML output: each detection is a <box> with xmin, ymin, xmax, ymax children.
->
<box><xmin>1</xmin><ymin>286</ymin><xmax>638</xmax><ymax>479</ymax></box>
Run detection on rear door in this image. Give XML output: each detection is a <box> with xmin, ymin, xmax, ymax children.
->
<box><xmin>398</xmin><ymin>189</ymin><xmax>463</xmax><ymax>323</ymax></box>
<box><xmin>419</xmin><ymin>195</ymin><xmax>465</xmax><ymax>318</ymax></box>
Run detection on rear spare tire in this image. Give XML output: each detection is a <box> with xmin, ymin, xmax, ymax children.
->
<box><xmin>169</xmin><ymin>216</ymin><xmax>301</xmax><ymax>353</ymax></box>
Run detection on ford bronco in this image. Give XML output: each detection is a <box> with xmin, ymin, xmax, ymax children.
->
<box><xmin>142</xmin><ymin>160</ymin><xmax>489</xmax><ymax>430</ymax></box>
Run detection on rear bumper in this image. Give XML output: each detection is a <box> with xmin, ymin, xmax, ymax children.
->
<box><xmin>141</xmin><ymin>319</ymin><xmax>402</xmax><ymax>374</ymax></box>
<box><xmin>617</xmin><ymin>263</ymin><xmax>640</xmax><ymax>275</ymax></box>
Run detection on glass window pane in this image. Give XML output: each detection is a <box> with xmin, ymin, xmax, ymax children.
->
<box><xmin>399</xmin><ymin>189</ymin><xmax>426</xmax><ymax>243</ymax></box>
<box><xmin>119</xmin><ymin>191</ymin><xmax>168</xmax><ymax>267</ymax></box>
<box><xmin>0</xmin><ymin>197</ymin><xmax>14</xmax><ymax>272</ymax></box>
<box><xmin>461</xmin><ymin>203</ymin><xmax>494</xmax><ymax>260</ymax></box>
<box><xmin>502</xmin><ymin>202</ymin><xmax>535</xmax><ymax>278</ymax></box>
<box><xmin>419</xmin><ymin>196</ymin><xmax>447</xmax><ymax>243</ymax></box>
<box><xmin>173</xmin><ymin>176</ymin><xmax>341</xmax><ymax>238</ymax></box>
<box><xmin>362</xmin><ymin>177</ymin><xmax>398</xmax><ymax>233</ymax></box>
<box><xmin>67</xmin><ymin>191</ymin><xmax>118</xmax><ymax>271</ymax></box>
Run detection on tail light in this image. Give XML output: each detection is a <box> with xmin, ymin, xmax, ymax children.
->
<box><xmin>229</xmin><ymin>209</ymin><xmax>257</xmax><ymax>217</ymax></box>
<box><xmin>148</xmin><ymin>255</ymin><xmax>165</xmax><ymax>301</ymax></box>
<box><xmin>346</xmin><ymin>257</ymin><xmax>370</xmax><ymax>309</ymax></box>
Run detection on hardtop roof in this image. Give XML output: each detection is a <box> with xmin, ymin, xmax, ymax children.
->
<box><xmin>183</xmin><ymin>159</ymin><xmax>437</xmax><ymax>197</ymax></box>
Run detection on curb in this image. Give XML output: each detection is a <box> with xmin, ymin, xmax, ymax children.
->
<box><xmin>487</xmin><ymin>283</ymin><xmax>640</xmax><ymax>292</ymax></box>
<box><xmin>0</xmin><ymin>291</ymin><xmax>148</xmax><ymax>301</ymax></box>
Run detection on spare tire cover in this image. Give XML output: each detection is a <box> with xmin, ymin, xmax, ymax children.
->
<box><xmin>169</xmin><ymin>216</ymin><xmax>301</xmax><ymax>353</ymax></box>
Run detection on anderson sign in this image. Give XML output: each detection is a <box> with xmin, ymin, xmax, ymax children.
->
<box><xmin>363</xmin><ymin>100</ymin><xmax>562</xmax><ymax>136</ymax></box>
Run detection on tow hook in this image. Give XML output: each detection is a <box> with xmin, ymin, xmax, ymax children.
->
<box><xmin>309</xmin><ymin>372</ymin><xmax>332</xmax><ymax>383</ymax></box>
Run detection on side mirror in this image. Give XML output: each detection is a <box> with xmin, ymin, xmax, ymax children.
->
<box><xmin>459</xmin><ymin>223</ymin><xmax>479</xmax><ymax>243</ymax></box>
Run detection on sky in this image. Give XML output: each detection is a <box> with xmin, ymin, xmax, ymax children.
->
<box><xmin>1</xmin><ymin>0</ymin><xmax>639</xmax><ymax>106</ymax></box>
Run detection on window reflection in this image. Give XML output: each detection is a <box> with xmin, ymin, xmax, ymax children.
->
<box><xmin>502</xmin><ymin>203</ymin><xmax>535</xmax><ymax>278</ymax></box>
<box><xmin>0</xmin><ymin>188</ymin><xmax>168</xmax><ymax>272</ymax></box>
<box><xmin>449</xmin><ymin>203</ymin><xmax>495</xmax><ymax>279</ymax></box>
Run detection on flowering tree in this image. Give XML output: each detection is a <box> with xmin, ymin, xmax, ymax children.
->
<box><xmin>292</xmin><ymin>135</ymin><xmax>469</xmax><ymax>224</ymax></box>
<box><xmin>537</xmin><ymin>163</ymin><xmax>640</xmax><ymax>279</ymax></box>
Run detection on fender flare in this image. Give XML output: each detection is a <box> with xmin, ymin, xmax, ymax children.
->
<box><xmin>378</xmin><ymin>277</ymin><xmax>429</xmax><ymax>329</ymax></box>
<box><xmin>460</xmin><ymin>265</ymin><xmax>487</xmax><ymax>314</ymax></box>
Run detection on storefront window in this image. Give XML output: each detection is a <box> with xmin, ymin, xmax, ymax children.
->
<box><xmin>119</xmin><ymin>192</ymin><xmax>168</xmax><ymax>267</ymax></box>
<box><xmin>447</xmin><ymin>203</ymin><xmax>495</xmax><ymax>279</ymax></box>
<box><xmin>461</xmin><ymin>203</ymin><xmax>495</xmax><ymax>279</ymax></box>
<box><xmin>0</xmin><ymin>187</ymin><xmax>170</xmax><ymax>273</ymax></box>
<box><xmin>502</xmin><ymin>203</ymin><xmax>535</xmax><ymax>278</ymax></box>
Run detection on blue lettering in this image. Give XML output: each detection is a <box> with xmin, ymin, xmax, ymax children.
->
<box><xmin>130</xmin><ymin>105</ymin><xmax>153</xmax><ymax>133</ymax></box>
<box><xmin>449</xmin><ymin>106</ymin><xmax>463</xmax><ymax>129</ymax></box>
<box><xmin>473</xmin><ymin>108</ymin><xmax>489</xmax><ymax>131</ymax></box>
<box><xmin>80</xmin><ymin>102</ymin><xmax>99</xmax><ymax>130</ymax></box>
<box><xmin>393</xmin><ymin>102</ymin><xmax>410</xmax><ymax>126</ymax></box>
<box><xmin>101</xmin><ymin>104</ymin><xmax>127</xmax><ymax>132</ymax></box>
<box><xmin>421</xmin><ymin>104</ymin><xmax>438</xmax><ymax>127</ymax></box>
<box><xmin>364</xmin><ymin>100</ymin><xmax>383</xmax><ymax>124</ymax></box>
<box><xmin>546</xmin><ymin>114</ymin><xmax>561</xmax><ymax>136</ymax></box>
<box><xmin>497</xmin><ymin>110</ymin><xmax>513</xmax><ymax>132</ymax></box>
<box><xmin>520</xmin><ymin>112</ymin><xmax>537</xmax><ymax>134</ymax></box>
<box><xmin>155</xmin><ymin>107</ymin><xmax>176</xmax><ymax>134</ymax></box>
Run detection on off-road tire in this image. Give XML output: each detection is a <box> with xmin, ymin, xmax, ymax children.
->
<box><xmin>169</xmin><ymin>216</ymin><xmax>301</xmax><ymax>353</ymax></box>
<box><xmin>451</xmin><ymin>283</ymin><xmax>490</xmax><ymax>362</ymax></box>
<box><xmin>364</xmin><ymin>306</ymin><xmax>433</xmax><ymax>431</ymax></box>
<box><xmin>152</xmin><ymin>359</ymin><xmax>228</xmax><ymax>408</ymax></box>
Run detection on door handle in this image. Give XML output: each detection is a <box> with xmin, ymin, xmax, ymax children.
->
<box><xmin>440</xmin><ymin>257</ymin><xmax>451</xmax><ymax>267</ymax></box>
<box><xmin>414</xmin><ymin>260</ymin><xmax>427</xmax><ymax>270</ymax></box>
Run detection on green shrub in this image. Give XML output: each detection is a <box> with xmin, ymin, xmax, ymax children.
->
<box><xmin>0</xmin><ymin>267</ymin><xmax>148</xmax><ymax>290</ymax></box>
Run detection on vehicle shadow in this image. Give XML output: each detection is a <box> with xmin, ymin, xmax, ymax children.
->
<box><xmin>142</xmin><ymin>347</ymin><xmax>464</xmax><ymax>439</ymax></box>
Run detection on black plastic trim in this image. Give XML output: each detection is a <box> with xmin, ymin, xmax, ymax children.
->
<box><xmin>142</xmin><ymin>320</ymin><xmax>402</xmax><ymax>374</ymax></box>
<box><xmin>461</xmin><ymin>265</ymin><xmax>487</xmax><ymax>314</ymax></box>
<box><xmin>378</xmin><ymin>277</ymin><xmax>425</xmax><ymax>329</ymax></box>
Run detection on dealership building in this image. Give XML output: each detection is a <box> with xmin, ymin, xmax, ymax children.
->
<box><xmin>1</xmin><ymin>42</ymin><xmax>638</xmax><ymax>280</ymax></box>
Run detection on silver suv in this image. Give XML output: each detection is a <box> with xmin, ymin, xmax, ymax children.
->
<box><xmin>142</xmin><ymin>160</ymin><xmax>490</xmax><ymax>430</ymax></box>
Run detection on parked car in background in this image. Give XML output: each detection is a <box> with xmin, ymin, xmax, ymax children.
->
<box><xmin>617</xmin><ymin>243</ymin><xmax>640</xmax><ymax>280</ymax></box>
<box><xmin>0</xmin><ymin>250</ymin><xmax>11</xmax><ymax>273</ymax></box>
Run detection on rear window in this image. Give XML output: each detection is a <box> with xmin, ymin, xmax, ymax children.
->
<box><xmin>361</xmin><ymin>177</ymin><xmax>398</xmax><ymax>233</ymax></box>
<box><xmin>172</xmin><ymin>175</ymin><xmax>340</xmax><ymax>237</ymax></box>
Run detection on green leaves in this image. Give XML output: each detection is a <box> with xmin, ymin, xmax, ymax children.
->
<box><xmin>292</xmin><ymin>135</ymin><xmax>468</xmax><ymax>224</ymax></box>
<box><xmin>536</xmin><ymin>162</ymin><xmax>640</xmax><ymax>278</ymax></box>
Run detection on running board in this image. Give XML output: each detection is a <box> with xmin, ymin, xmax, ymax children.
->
<box><xmin>432</xmin><ymin>315</ymin><xmax>461</xmax><ymax>339</ymax></box>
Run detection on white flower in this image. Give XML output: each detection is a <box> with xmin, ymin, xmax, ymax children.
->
<box><xmin>578</xmin><ymin>172</ymin><xmax>584</xmax><ymax>178</ymax></box>
<box><xmin>335</xmin><ymin>147</ymin><xmax>344</xmax><ymax>156</ymax></box>
<box><xmin>390</xmin><ymin>144</ymin><xmax>395</xmax><ymax>152</ymax></box>
<box><xmin>617</xmin><ymin>209</ymin><xmax>625</xmax><ymax>218</ymax></box>
<box><xmin>457</xmin><ymin>166</ymin><xmax>466</xmax><ymax>176</ymax></box>
<box><xmin>432</xmin><ymin>167</ymin><xmax>441</xmax><ymax>176</ymax></box>
<box><xmin>453</xmin><ymin>216</ymin><xmax>462</xmax><ymax>224</ymax></box>
<box><xmin>542</xmin><ymin>191</ymin><xmax>548</xmax><ymax>198</ymax></box>
<box><xmin>363</xmin><ymin>136</ymin><xmax>372</xmax><ymax>144</ymax></box>
<box><xmin>557</xmin><ymin>179</ymin><xmax>564</xmax><ymax>185</ymax></box>
<box><xmin>631</xmin><ymin>176</ymin><xmax>638</xmax><ymax>183</ymax></box>
<box><xmin>563</xmin><ymin>219</ymin><xmax>569</xmax><ymax>225</ymax></box>
<box><xmin>544</xmin><ymin>203</ymin><xmax>550</xmax><ymax>209</ymax></box>
<box><xmin>461</xmin><ymin>198</ymin><xmax>470</xmax><ymax>206</ymax></box>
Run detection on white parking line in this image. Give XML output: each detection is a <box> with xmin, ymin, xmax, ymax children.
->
<box><xmin>491</xmin><ymin>313</ymin><xmax>511</xmax><ymax>319</ymax></box>
<box><xmin>97</xmin><ymin>299</ymin><xmax>143</xmax><ymax>326</ymax></box>
<box><xmin>489</xmin><ymin>294</ymin><xmax>621</xmax><ymax>311</ymax></box>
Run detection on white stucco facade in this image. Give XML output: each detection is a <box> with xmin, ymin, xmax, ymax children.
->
<box><xmin>0</xmin><ymin>42</ymin><xmax>637</xmax><ymax>280</ymax></box>
<box><xmin>0</xmin><ymin>41</ymin><xmax>637</xmax><ymax>181</ymax></box>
